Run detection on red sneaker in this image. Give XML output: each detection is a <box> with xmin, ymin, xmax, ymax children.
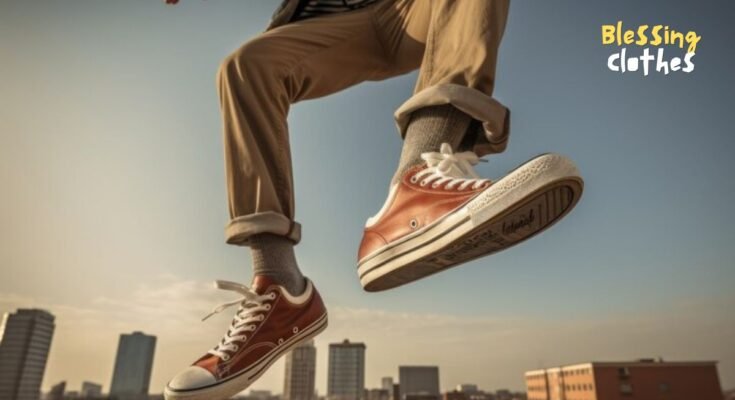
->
<box><xmin>164</xmin><ymin>276</ymin><xmax>328</xmax><ymax>400</ymax></box>
<box><xmin>358</xmin><ymin>144</ymin><xmax>583</xmax><ymax>291</ymax></box>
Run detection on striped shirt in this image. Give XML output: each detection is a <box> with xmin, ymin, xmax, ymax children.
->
<box><xmin>293</xmin><ymin>0</ymin><xmax>379</xmax><ymax>21</ymax></box>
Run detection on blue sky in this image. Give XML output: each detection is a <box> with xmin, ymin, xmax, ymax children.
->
<box><xmin>1</xmin><ymin>0</ymin><xmax>734</xmax><ymax>395</ymax></box>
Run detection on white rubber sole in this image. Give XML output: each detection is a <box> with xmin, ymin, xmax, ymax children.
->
<box><xmin>358</xmin><ymin>153</ymin><xmax>583</xmax><ymax>292</ymax></box>
<box><xmin>163</xmin><ymin>313</ymin><xmax>328</xmax><ymax>400</ymax></box>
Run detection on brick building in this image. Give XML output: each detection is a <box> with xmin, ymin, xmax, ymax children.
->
<box><xmin>525</xmin><ymin>359</ymin><xmax>722</xmax><ymax>400</ymax></box>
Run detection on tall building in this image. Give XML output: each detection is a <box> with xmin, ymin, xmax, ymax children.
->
<box><xmin>109</xmin><ymin>331</ymin><xmax>156</xmax><ymax>400</ymax></box>
<box><xmin>327</xmin><ymin>339</ymin><xmax>366</xmax><ymax>400</ymax></box>
<box><xmin>398</xmin><ymin>366</ymin><xmax>440</xmax><ymax>400</ymax></box>
<box><xmin>81</xmin><ymin>381</ymin><xmax>103</xmax><ymax>398</ymax></box>
<box><xmin>0</xmin><ymin>309</ymin><xmax>56</xmax><ymax>400</ymax></box>
<box><xmin>284</xmin><ymin>339</ymin><xmax>317</xmax><ymax>400</ymax></box>
<box><xmin>525</xmin><ymin>359</ymin><xmax>723</xmax><ymax>400</ymax></box>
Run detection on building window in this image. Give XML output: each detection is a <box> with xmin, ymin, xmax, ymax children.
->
<box><xmin>620</xmin><ymin>383</ymin><xmax>633</xmax><ymax>395</ymax></box>
<box><xmin>618</xmin><ymin>367</ymin><xmax>630</xmax><ymax>378</ymax></box>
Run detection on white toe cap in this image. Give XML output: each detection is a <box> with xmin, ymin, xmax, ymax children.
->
<box><xmin>168</xmin><ymin>366</ymin><xmax>216</xmax><ymax>391</ymax></box>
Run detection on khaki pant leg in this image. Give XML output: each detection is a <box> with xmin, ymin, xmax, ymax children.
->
<box><xmin>373</xmin><ymin>0</ymin><xmax>511</xmax><ymax>156</ymax></box>
<box><xmin>217</xmin><ymin>5</ymin><xmax>387</xmax><ymax>245</ymax></box>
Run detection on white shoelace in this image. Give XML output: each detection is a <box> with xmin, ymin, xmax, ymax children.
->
<box><xmin>202</xmin><ymin>280</ymin><xmax>276</xmax><ymax>361</ymax></box>
<box><xmin>412</xmin><ymin>143</ymin><xmax>491</xmax><ymax>190</ymax></box>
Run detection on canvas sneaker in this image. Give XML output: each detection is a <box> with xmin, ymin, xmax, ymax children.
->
<box><xmin>357</xmin><ymin>143</ymin><xmax>584</xmax><ymax>291</ymax></box>
<box><xmin>164</xmin><ymin>276</ymin><xmax>328</xmax><ymax>400</ymax></box>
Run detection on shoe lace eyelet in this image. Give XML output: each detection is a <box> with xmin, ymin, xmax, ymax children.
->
<box><xmin>232</xmin><ymin>344</ymin><xmax>239</xmax><ymax>351</ymax></box>
<box><xmin>409</xmin><ymin>219</ymin><xmax>419</xmax><ymax>229</ymax></box>
<box><xmin>410</xmin><ymin>176</ymin><xmax>419</xmax><ymax>184</ymax></box>
<box><xmin>419</xmin><ymin>180</ymin><xmax>428</xmax><ymax>187</ymax></box>
<box><xmin>431</xmin><ymin>182</ymin><xmax>439</xmax><ymax>189</ymax></box>
<box><xmin>264</xmin><ymin>304</ymin><xmax>271</xmax><ymax>310</ymax></box>
<box><xmin>222</xmin><ymin>354</ymin><xmax>230</xmax><ymax>361</ymax></box>
<box><xmin>269</xmin><ymin>293</ymin><xmax>276</xmax><ymax>300</ymax></box>
<box><xmin>292</xmin><ymin>327</ymin><xmax>299</xmax><ymax>334</ymax></box>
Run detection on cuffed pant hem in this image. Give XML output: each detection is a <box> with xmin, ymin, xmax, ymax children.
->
<box><xmin>394</xmin><ymin>83</ymin><xmax>511</xmax><ymax>156</ymax></box>
<box><xmin>225</xmin><ymin>212</ymin><xmax>302</xmax><ymax>246</ymax></box>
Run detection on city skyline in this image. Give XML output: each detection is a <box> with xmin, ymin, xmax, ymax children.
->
<box><xmin>0</xmin><ymin>300</ymin><xmax>729</xmax><ymax>395</ymax></box>
<box><xmin>1</xmin><ymin>0</ymin><xmax>734</xmax><ymax>397</ymax></box>
<box><xmin>0</xmin><ymin>307</ymin><xmax>731</xmax><ymax>399</ymax></box>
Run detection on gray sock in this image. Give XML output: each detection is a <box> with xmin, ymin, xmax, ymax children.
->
<box><xmin>393</xmin><ymin>104</ymin><xmax>474</xmax><ymax>184</ymax></box>
<box><xmin>250</xmin><ymin>233</ymin><xmax>306</xmax><ymax>295</ymax></box>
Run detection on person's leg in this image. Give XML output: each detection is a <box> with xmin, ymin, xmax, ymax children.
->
<box><xmin>378</xmin><ymin>0</ymin><xmax>511</xmax><ymax>183</ymax></box>
<box><xmin>356</xmin><ymin>0</ymin><xmax>582</xmax><ymax>292</ymax></box>
<box><xmin>167</xmin><ymin>5</ymin><xmax>397</xmax><ymax>399</ymax></box>
<box><xmin>392</xmin><ymin>104</ymin><xmax>474</xmax><ymax>183</ymax></box>
<box><xmin>379</xmin><ymin>0</ymin><xmax>507</xmax><ymax>184</ymax></box>
<box><xmin>249</xmin><ymin>233</ymin><xmax>303</xmax><ymax>294</ymax></box>
<box><xmin>216</xmin><ymin>5</ymin><xmax>388</xmax><ymax>294</ymax></box>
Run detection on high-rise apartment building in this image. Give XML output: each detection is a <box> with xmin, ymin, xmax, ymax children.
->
<box><xmin>284</xmin><ymin>339</ymin><xmax>317</xmax><ymax>400</ymax></box>
<box><xmin>398</xmin><ymin>366</ymin><xmax>440</xmax><ymax>400</ymax></box>
<box><xmin>0</xmin><ymin>309</ymin><xmax>56</xmax><ymax>400</ymax></box>
<box><xmin>525</xmin><ymin>359</ymin><xmax>722</xmax><ymax>400</ymax></box>
<box><xmin>327</xmin><ymin>339</ymin><xmax>366</xmax><ymax>400</ymax></box>
<box><xmin>109</xmin><ymin>331</ymin><xmax>156</xmax><ymax>400</ymax></box>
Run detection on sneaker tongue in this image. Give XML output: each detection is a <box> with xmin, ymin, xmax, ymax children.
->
<box><xmin>444</xmin><ymin>163</ymin><xmax>469</xmax><ymax>178</ymax></box>
<box><xmin>435</xmin><ymin>161</ymin><xmax>471</xmax><ymax>179</ymax></box>
<box><xmin>251</xmin><ymin>275</ymin><xmax>279</xmax><ymax>295</ymax></box>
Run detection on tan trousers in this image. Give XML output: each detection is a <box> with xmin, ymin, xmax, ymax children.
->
<box><xmin>217</xmin><ymin>0</ymin><xmax>510</xmax><ymax>246</ymax></box>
